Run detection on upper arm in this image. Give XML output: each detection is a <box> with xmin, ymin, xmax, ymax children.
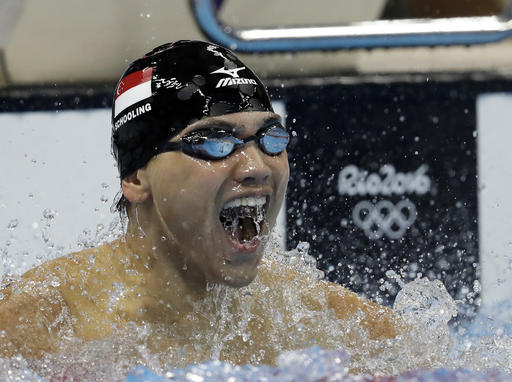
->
<box><xmin>259</xmin><ymin>258</ymin><xmax>406</xmax><ymax>340</ymax></box>
<box><xmin>324</xmin><ymin>282</ymin><xmax>406</xmax><ymax>340</ymax></box>
<box><xmin>0</xmin><ymin>283</ymin><xmax>73</xmax><ymax>358</ymax></box>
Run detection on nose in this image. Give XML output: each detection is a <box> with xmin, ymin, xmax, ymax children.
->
<box><xmin>233</xmin><ymin>142</ymin><xmax>271</xmax><ymax>186</ymax></box>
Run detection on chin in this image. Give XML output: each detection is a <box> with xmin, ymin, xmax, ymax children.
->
<box><xmin>226</xmin><ymin>277</ymin><xmax>255</xmax><ymax>288</ymax></box>
<box><xmin>218</xmin><ymin>268</ymin><xmax>258</xmax><ymax>288</ymax></box>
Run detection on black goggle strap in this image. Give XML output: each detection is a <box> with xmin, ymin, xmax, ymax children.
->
<box><xmin>155</xmin><ymin>140</ymin><xmax>183</xmax><ymax>155</ymax></box>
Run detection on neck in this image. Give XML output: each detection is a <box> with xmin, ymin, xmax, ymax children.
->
<box><xmin>125</xmin><ymin>201</ymin><xmax>216</xmax><ymax>290</ymax></box>
<box><xmin>118</xmin><ymin>210</ymin><xmax>211</xmax><ymax>320</ymax></box>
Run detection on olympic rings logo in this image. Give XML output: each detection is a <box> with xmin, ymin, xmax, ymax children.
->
<box><xmin>351</xmin><ymin>199</ymin><xmax>417</xmax><ymax>240</ymax></box>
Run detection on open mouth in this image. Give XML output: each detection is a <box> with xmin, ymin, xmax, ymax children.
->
<box><xmin>219</xmin><ymin>196</ymin><xmax>267</xmax><ymax>247</ymax></box>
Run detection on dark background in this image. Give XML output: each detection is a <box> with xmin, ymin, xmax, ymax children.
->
<box><xmin>272</xmin><ymin>78</ymin><xmax>483</xmax><ymax>313</ymax></box>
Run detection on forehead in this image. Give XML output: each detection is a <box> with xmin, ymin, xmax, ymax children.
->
<box><xmin>177</xmin><ymin>111</ymin><xmax>282</xmax><ymax>138</ymax></box>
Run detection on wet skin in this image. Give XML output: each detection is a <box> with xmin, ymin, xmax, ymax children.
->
<box><xmin>121</xmin><ymin>111</ymin><xmax>290</xmax><ymax>289</ymax></box>
<box><xmin>0</xmin><ymin>111</ymin><xmax>405</xmax><ymax>364</ymax></box>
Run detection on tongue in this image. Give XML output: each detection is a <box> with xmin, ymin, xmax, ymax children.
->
<box><xmin>236</xmin><ymin>217</ymin><xmax>257</xmax><ymax>243</ymax></box>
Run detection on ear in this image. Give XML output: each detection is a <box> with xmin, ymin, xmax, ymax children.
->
<box><xmin>121</xmin><ymin>169</ymin><xmax>151</xmax><ymax>203</ymax></box>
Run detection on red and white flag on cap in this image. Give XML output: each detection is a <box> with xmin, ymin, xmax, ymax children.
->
<box><xmin>114</xmin><ymin>67</ymin><xmax>153</xmax><ymax>117</ymax></box>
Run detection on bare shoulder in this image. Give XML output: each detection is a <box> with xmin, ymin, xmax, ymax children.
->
<box><xmin>322</xmin><ymin>280</ymin><xmax>406</xmax><ymax>340</ymax></box>
<box><xmin>0</xmin><ymin>272</ymin><xmax>73</xmax><ymax>357</ymax></box>
<box><xmin>258</xmin><ymin>255</ymin><xmax>405</xmax><ymax>340</ymax></box>
<box><xmin>21</xmin><ymin>240</ymin><xmax>125</xmax><ymax>300</ymax></box>
<box><xmin>22</xmin><ymin>242</ymin><xmax>115</xmax><ymax>282</ymax></box>
<box><xmin>0</xmin><ymin>242</ymin><xmax>119</xmax><ymax>357</ymax></box>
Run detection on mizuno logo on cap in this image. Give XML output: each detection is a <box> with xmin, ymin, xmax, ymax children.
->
<box><xmin>211</xmin><ymin>66</ymin><xmax>257</xmax><ymax>88</ymax></box>
<box><xmin>211</xmin><ymin>66</ymin><xmax>245</xmax><ymax>78</ymax></box>
<box><xmin>215</xmin><ymin>77</ymin><xmax>258</xmax><ymax>88</ymax></box>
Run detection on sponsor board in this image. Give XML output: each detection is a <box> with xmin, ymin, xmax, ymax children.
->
<box><xmin>284</xmin><ymin>81</ymin><xmax>478</xmax><ymax>312</ymax></box>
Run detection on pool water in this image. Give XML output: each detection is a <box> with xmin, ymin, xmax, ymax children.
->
<box><xmin>0</xmin><ymin>231</ymin><xmax>511</xmax><ymax>381</ymax></box>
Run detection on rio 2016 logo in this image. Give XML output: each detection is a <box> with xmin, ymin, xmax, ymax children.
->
<box><xmin>337</xmin><ymin>164</ymin><xmax>431</xmax><ymax>240</ymax></box>
<box><xmin>352</xmin><ymin>199</ymin><xmax>417</xmax><ymax>240</ymax></box>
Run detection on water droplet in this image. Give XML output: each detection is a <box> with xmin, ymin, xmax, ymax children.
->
<box><xmin>100</xmin><ymin>195</ymin><xmax>109</xmax><ymax>203</ymax></box>
<box><xmin>7</xmin><ymin>219</ymin><xmax>18</xmax><ymax>229</ymax></box>
<box><xmin>43</xmin><ymin>208</ymin><xmax>57</xmax><ymax>220</ymax></box>
<box><xmin>472</xmin><ymin>280</ymin><xmax>482</xmax><ymax>293</ymax></box>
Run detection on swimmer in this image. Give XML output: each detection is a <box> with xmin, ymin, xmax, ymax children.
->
<box><xmin>0</xmin><ymin>40</ymin><xmax>405</xmax><ymax>365</ymax></box>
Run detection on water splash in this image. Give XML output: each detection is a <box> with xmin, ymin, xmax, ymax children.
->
<box><xmin>0</xmin><ymin>357</ymin><xmax>42</xmax><ymax>381</ymax></box>
<box><xmin>269</xmin><ymin>240</ymin><xmax>324</xmax><ymax>280</ymax></box>
<box><xmin>0</xmin><ymin>241</ymin><xmax>511</xmax><ymax>381</ymax></box>
<box><xmin>393</xmin><ymin>277</ymin><xmax>458</xmax><ymax>331</ymax></box>
<box><xmin>125</xmin><ymin>349</ymin><xmax>512</xmax><ymax>382</ymax></box>
<box><xmin>127</xmin><ymin>347</ymin><xmax>351</xmax><ymax>382</ymax></box>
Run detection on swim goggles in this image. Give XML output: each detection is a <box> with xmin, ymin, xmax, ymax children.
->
<box><xmin>157</xmin><ymin>124</ymin><xmax>289</xmax><ymax>160</ymax></box>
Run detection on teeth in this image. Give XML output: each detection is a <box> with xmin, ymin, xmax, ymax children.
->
<box><xmin>220</xmin><ymin>196</ymin><xmax>268</xmax><ymax>242</ymax></box>
<box><xmin>223</xmin><ymin>196</ymin><xmax>266</xmax><ymax>209</ymax></box>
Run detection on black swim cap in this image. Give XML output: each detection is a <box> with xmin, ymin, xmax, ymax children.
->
<box><xmin>111</xmin><ymin>40</ymin><xmax>273</xmax><ymax>179</ymax></box>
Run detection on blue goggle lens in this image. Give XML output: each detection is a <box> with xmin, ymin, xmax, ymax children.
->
<box><xmin>260</xmin><ymin>126</ymin><xmax>289</xmax><ymax>155</ymax></box>
<box><xmin>183</xmin><ymin>125</ymin><xmax>289</xmax><ymax>160</ymax></box>
<box><xmin>191</xmin><ymin>136</ymin><xmax>242</xmax><ymax>159</ymax></box>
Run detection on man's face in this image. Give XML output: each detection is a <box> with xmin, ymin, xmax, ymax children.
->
<box><xmin>143</xmin><ymin>111</ymin><xmax>289</xmax><ymax>287</ymax></box>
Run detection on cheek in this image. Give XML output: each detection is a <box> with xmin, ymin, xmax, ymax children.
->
<box><xmin>274</xmin><ymin>155</ymin><xmax>290</xmax><ymax>188</ymax></box>
<box><xmin>151</xmin><ymin>163</ymin><xmax>225</xmax><ymax>221</ymax></box>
